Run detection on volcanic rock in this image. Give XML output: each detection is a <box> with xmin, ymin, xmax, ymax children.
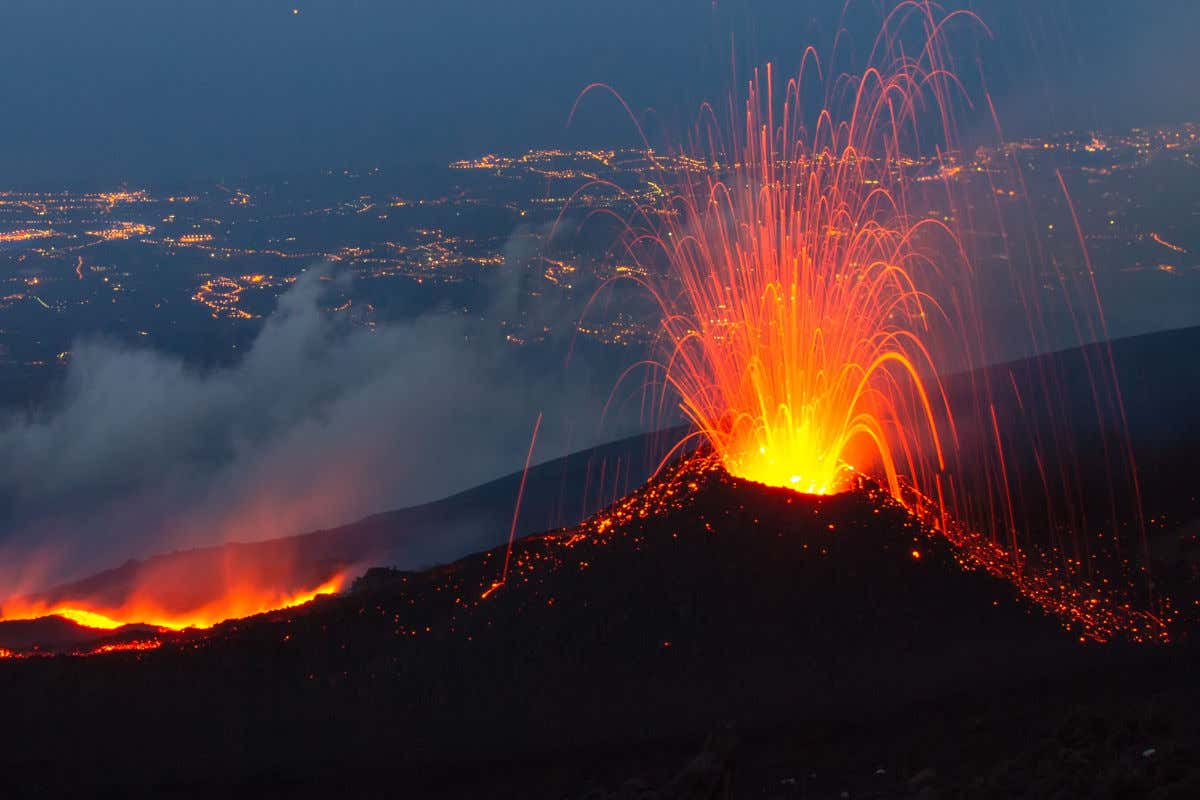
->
<box><xmin>0</xmin><ymin>454</ymin><xmax>1196</xmax><ymax>797</ymax></box>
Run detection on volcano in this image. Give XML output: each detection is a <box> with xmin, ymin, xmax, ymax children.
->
<box><xmin>6</xmin><ymin>324</ymin><xmax>1199</xmax><ymax>653</ymax></box>
<box><xmin>2</xmin><ymin>327</ymin><xmax>1199</xmax><ymax>797</ymax></box>
<box><xmin>2</xmin><ymin>446</ymin><xmax>1197</xmax><ymax>797</ymax></box>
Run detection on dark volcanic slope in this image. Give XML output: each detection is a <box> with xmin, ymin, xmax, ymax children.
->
<box><xmin>11</xmin><ymin>428</ymin><xmax>681</xmax><ymax>626</ymax></box>
<box><xmin>9</xmin><ymin>456</ymin><xmax>1189</xmax><ymax>798</ymax></box>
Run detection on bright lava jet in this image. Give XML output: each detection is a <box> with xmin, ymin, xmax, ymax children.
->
<box><xmin>568</xmin><ymin>1</ymin><xmax>1168</xmax><ymax>641</ymax></box>
<box><xmin>603</xmin><ymin>15</ymin><xmax>965</xmax><ymax>500</ymax></box>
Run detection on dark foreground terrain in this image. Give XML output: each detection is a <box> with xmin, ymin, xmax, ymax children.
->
<box><xmin>2</xmin><ymin>326</ymin><xmax>1200</xmax><ymax>798</ymax></box>
<box><xmin>1</xmin><ymin>453</ymin><xmax>1197</xmax><ymax>799</ymax></box>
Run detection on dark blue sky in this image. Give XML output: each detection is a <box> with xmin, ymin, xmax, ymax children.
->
<box><xmin>0</xmin><ymin>0</ymin><xmax>1195</xmax><ymax>185</ymax></box>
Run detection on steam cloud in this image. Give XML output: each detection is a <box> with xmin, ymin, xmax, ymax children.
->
<box><xmin>0</xmin><ymin>268</ymin><xmax>646</xmax><ymax>590</ymax></box>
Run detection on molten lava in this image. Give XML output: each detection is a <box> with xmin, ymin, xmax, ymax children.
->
<box><xmin>626</xmin><ymin>53</ymin><xmax>956</xmax><ymax>498</ymax></box>
<box><xmin>0</xmin><ymin>574</ymin><xmax>345</xmax><ymax>632</ymax></box>
<box><xmin>569</xmin><ymin>0</ymin><xmax>1157</xmax><ymax>624</ymax></box>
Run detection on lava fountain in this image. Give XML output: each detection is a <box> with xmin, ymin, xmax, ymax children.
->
<box><xmin>645</xmin><ymin>63</ymin><xmax>953</xmax><ymax>498</ymax></box>
<box><xmin>580</xmin><ymin>3</ymin><xmax>976</xmax><ymax>502</ymax></box>
<box><xmin>569</xmin><ymin>0</ymin><xmax>1160</xmax><ymax>633</ymax></box>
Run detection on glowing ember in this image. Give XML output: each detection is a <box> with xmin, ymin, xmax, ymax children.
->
<box><xmin>82</xmin><ymin>639</ymin><xmax>163</xmax><ymax>656</ymax></box>
<box><xmin>651</xmin><ymin>114</ymin><xmax>947</xmax><ymax>497</ymax></box>
<box><xmin>0</xmin><ymin>574</ymin><xmax>345</xmax><ymax>632</ymax></box>
<box><xmin>484</xmin><ymin>451</ymin><xmax>1168</xmax><ymax>643</ymax></box>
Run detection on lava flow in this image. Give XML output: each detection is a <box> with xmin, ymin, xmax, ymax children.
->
<box><xmin>568</xmin><ymin>0</ymin><xmax>1159</xmax><ymax>627</ymax></box>
<box><xmin>0</xmin><ymin>573</ymin><xmax>346</xmax><ymax>633</ymax></box>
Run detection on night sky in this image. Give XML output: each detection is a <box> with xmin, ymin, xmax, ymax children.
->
<box><xmin>0</xmin><ymin>0</ymin><xmax>1196</xmax><ymax>185</ymax></box>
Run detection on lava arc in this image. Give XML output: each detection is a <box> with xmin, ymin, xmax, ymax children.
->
<box><xmin>571</xmin><ymin>0</ymin><xmax>1155</xmax><ymax>629</ymax></box>
<box><xmin>613</xmin><ymin>12</ymin><xmax>970</xmax><ymax>500</ymax></box>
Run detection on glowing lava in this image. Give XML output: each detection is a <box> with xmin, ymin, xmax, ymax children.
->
<box><xmin>610</xmin><ymin>32</ymin><xmax>962</xmax><ymax>499</ymax></box>
<box><xmin>0</xmin><ymin>574</ymin><xmax>345</xmax><ymax>632</ymax></box>
<box><xmin>569</xmin><ymin>0</ymin><xmax>1157</xmax><ymax>629</ymax></box>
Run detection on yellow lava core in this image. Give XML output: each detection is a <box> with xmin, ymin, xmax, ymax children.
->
<box><xmin>728</xmin><ymin>442</ymin><xmax>846</xmax><ymax>497</ymax></box>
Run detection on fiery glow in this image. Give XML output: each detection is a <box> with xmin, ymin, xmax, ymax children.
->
<box><xmin>602</xmin><ymin>12</ymin><xmax>963</xmax><ymax>499</ymax></box>
<box><xmin>568</xmin><ymin>0</ymin><xmax>1157</xmax><ymax>628</ymax></box>
<box><xmin>0</xmin><ymin>574</ymin><xmax>345</xmax><ymax>632</ymax></box>
<box><xmin>651</xmin><ymin>127</ymin><xmax>948</xmax><ymax>497</ymax></box>
<box><xmin>481</xmin><ymin>451</ymin><xmax>1167</xmax><ymax>643</ymax></box>
<box><xmin>84</xmin><ymin>639</ymin><xmax>163</xmax><ymax>656</ymax></box>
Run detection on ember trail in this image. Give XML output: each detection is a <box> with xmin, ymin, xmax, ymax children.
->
<box><xmin>601</xmin><ymin>11</ymin><xmax>966</xmax><ymax>499</ymax></box>
<box><xmin>573</xmin><ymin>0</ymin><xmax>1159</xmax><ymax>629</ymax></box>
<box><xmin>478</xmin><ymin>452</ymin><xmax>1167</xmax><ymax>643</ymax></box>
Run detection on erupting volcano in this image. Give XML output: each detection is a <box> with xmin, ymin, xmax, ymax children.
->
<box><xmin>4</xmin><ymin>1</ymin><xmax>1167</xmax><ymax>655</ymax></box>
<box><xmin>594</xmin><ymin>8</ymin><xmax>969</xmax><ymax>500</ymax></box>
<box><xmin>570</xmin><ymin>0</ymin><xmax>1160</xmax><ymax>634</ymax></box>
<box><xmin>645</xmin><ymin>67</ymin><xmax>949</xmax><ymax>499</ymax></box>
<box><xmin>1</xmin><ymin>1</ymin><xmax>1198</xmax><ymax>795</ymax></box>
